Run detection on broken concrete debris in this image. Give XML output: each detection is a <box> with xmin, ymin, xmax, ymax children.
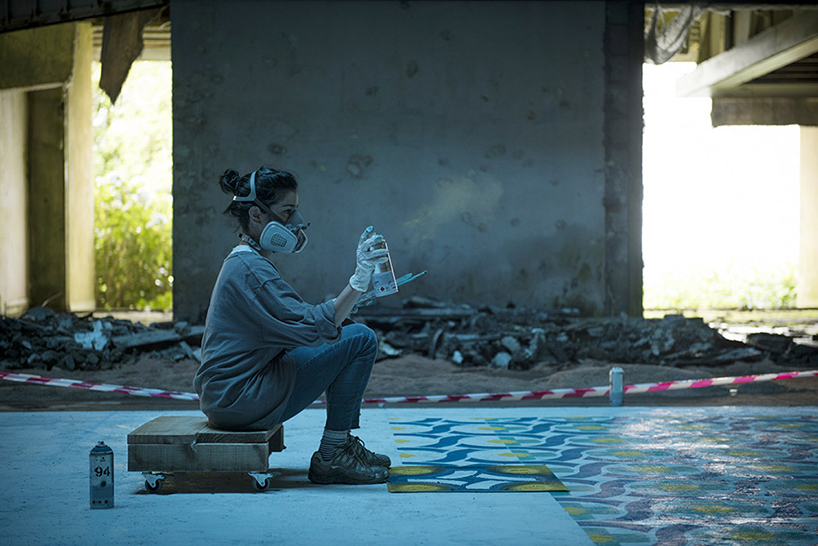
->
<box><xmin>0</xmin><ymin>307</ymin><xmax>202</xmax><ymax>371</ymax></box>
<box><xmin>0</xmin><ymin>300</ymin><xmax>816</xmax><ymax>373</ymax></box>
<box><xmin>356</xmin><ymin>299</ymin><xmax>818</xmax><ymax>369</ymax></box>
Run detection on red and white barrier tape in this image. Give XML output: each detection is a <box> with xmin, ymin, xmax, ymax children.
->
<box><xmin>358</xmin><ymin>369</ymin><xmax>818</xmax><ymax>404</ymax></box>
<box><xmin>1</xmin><ymin>369</ymin><xmax>816</xmax><ymax>404</ymax></box>
<box><xmin>0</xmin><ymin>371</ymin><xmax>199</xmax><ymax>401</ymax></box>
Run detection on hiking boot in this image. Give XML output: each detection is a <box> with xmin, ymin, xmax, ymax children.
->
<box><xmin>308</xmin><ymin>438</ymin><xmax>389</xmax><ymax>485</ymax></box>
<box><xmin>348</xmin><ymin>435</ymin><xmax>392</xmax><ymax>468</ymax></box>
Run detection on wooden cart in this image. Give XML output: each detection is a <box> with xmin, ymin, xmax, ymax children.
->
<box><xmin>128</xmin><ymin>415</ymin><xmax>285</xmax><ymax>492</ymax></box>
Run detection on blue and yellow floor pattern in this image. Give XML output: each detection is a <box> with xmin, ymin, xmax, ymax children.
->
<box><xmin>388</xmin><ymin>408</ymin><xmax>818</xmax><ymax>545</ymax></box>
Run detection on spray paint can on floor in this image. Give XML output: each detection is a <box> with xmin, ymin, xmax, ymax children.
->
<box><xmin>370</xmin><ymin>238</ymin><xmax>398</xmax><ymax>297</ymax></box>
<box><xmin>90</xmin><ymin>441</ymin><xmax>114</xmax><ymax>509</ymax></box>
<box><xmin>609</xmin><ymin>367</ymin><xmax>624</xmax><ymax>407</ymax></box>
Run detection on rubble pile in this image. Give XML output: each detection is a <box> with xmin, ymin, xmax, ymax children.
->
<box><xmin>1</xmin><ymin>299</ymin><xmax>816</xmax><ymax>373</ymax></box>
<box><xmin>355</xmin><ymin>297</ymin><xmax>818</xmax><ymax>370</ymax></box>
<box><xmin>0</xmin><ymin>307</ymin><xmax>202</xmax><ymax>371</ymax></box>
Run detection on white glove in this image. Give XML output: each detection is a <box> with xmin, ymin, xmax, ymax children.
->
<box><xmin>349</xmin><ymin>226</ymin><xmax>389</xmax><ymax>292</ymax></box>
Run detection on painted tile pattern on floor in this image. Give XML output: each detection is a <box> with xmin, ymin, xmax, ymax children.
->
<box><xmin>387</xmin><ymin>464</ymin><xmax>568</xmax><ymax>493</ymax></box>
<box><xmin>389</xmin><ymin>413</ymin><xmax>818</xmax><ymax>545</ymax></box>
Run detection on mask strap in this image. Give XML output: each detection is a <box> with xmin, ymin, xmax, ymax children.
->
<box><xmin>233</xmin><ymin>171</ymin><xmax>258</xmax><ymax>202</ymax></box>
<box><xmin>239</xmin><ymin>233</ymin><xmax>262</xmax><ymax>252</ymax></box>
<box><xmin>233</xmin><ymin>170</ymin><xmax>286</xmax><ymax>222</ymax></box>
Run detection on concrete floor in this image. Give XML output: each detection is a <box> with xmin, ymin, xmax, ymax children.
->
<box><xmin>1</xmin><ymin>406</ymin><xmax>816</xmax><ymax>545</ymax></box>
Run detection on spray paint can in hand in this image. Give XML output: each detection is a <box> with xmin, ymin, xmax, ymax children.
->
<box><xmin>90</xmin><ymin>441</ymin><xmax>114</xmax><ymax>509</ymax></box>
<box><xmin>370</xmin><ymin>239</ymin><xmax>398</xmax><ymax>297</ymax></box>
<box><xmin>609</xmin><ymin>367</ymin><xmax>624</xmax><ymax>407</ymax></box>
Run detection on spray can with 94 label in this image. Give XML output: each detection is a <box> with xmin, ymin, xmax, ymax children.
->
<box><xmin>90</xmin><ymin>441</ymin><xmax>114</xmax><ymax>509</ymax></box>
<box><xmin>370</xmin><ymin>239</ymin><xmax>398</xmax><ymax>297</ymax></box>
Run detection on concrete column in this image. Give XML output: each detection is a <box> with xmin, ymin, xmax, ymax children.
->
<box><xmin>28</xmin><ymin>88</ymin><xmax>67</xmax><ymax>308</ymax></box>
<box><xmin>171</xmin><ymin>1</ymin><xmax>610</xmax><ymax>321</ymax></box>
<box><xmin>0</xmin><ymin>90</ymin><xmax>29</xmax><ymax>316</ymax></box>
<box><xmin>65</xmin><ymin>23</ymin><xmax>95</xmax><ymax>312</ymax></box>
<box><xmin>604</xmin><ymin>2</ymin><xmax>644</xmax><ymax>317</ymax></box>
<box><xmin>0</xmin><ymin>22</ymin><xmax>95</xmax><ymax>314</ymax></box>
<box><xmin>799</xmin><ymin>126</ymin><xmax>818</xmax><ymax>308</ymax></box>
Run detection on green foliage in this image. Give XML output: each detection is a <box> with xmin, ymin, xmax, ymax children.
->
<box><xmin>94</xmin><ymin>175</ymin><xmax>173</xmax><ymax>310</ymax></box>
<box><xmin>92</xmin><ymin>61</ymin><xmax>172</xmax><ymax>188</ymax></box>
<box><xmin>644</xmin><ymin>263</ymin><xmax>798</xmax><ymax>311</ymax></box>
<box><xmin>92</xmin><ymin>61</ymin><xmax>173</xmax><ymax>310</ymax></box>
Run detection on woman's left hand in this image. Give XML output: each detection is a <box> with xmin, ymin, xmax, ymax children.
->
<box><xmin>349</xmin><ymin>226</ymin><xmax>389</xmax><ymax>292</ymax></box>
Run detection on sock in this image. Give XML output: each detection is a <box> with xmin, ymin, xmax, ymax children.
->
<box><xmin>319</xmin><ymin>428</ymin><xmax>349</xmax><ymax>461</ymax></box>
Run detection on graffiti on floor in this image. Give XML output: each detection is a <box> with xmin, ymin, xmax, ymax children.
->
<box><xmin>388</xmin><ymin>413</ymin><xmax>818</xmax><ymax>545</ymax></box>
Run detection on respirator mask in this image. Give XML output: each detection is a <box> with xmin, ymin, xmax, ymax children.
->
<box><xmin>233</xmin><ymin>171</ymin><xmax>309</xmax><ymax>253</ymax></box>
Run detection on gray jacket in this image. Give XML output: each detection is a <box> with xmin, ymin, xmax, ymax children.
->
<box><xmin>194</xmin><ymin>246</ymin><xmax>340</xmax><ymax>430</ymax></box>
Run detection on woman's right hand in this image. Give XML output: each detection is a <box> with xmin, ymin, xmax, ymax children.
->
<box><xmin>349</xmin><ymin>226</ymin><xmax>389</xmax><ymax>292</ymax></box>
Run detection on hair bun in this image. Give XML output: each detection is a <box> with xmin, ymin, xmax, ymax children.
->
<box><xmin>219</xmin><ymin>169</ymin><xmax>241</xmax><ymax>195</ymax></box>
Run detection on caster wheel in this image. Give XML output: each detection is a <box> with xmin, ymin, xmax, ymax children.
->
<box><xmin>252</xmin><ymin>478</ymin><xmax>271</xmax><ymax>492</ymax></box>
<box><xmin>145</xmin><ymin>479</ymin><xmax>164</xmax><ymax>493</ymax></box>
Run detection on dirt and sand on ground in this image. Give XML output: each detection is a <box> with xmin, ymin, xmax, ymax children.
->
<box><xmin>1</xmin><ymin>352</ymin><xmax>816</xmax><ymax>412</ymax></box>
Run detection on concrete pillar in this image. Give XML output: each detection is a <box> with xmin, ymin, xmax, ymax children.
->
<box><xmin>173</xmin><ymin>1</ymin><xmax>614</xmax><ymax>321</ymax></box>
<box><xmin>28</xmin><ymin>88</ymin><xmax>67</xmax><ymax>308</ymax></box>
<box><xmin>0</xmin><ymin>22</ymin><xmax>95</xmax><ymax>314</ymax></box>
<box><xmin>604</xmin><ymin>2</ymin><xmax>644</xmax><ymax>317</ymax></box>
<box><xmin>799</xmin><ymin>126</ymin><xmax>818</xmax><ymax>308</ymax></box>
<box><xmin>0</xmin><ymin>90</ymin><xmax>29</xmax><ymax>316</ymax></box>
<box><xmin>65</xmin><ymin>23</ymin><xmax>95</xmax><ymax>312</ymax></box>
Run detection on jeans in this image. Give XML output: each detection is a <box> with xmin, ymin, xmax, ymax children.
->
<box><xmin>278</xmin><ymin>323</ymin><xmax>378</xmax><ymax>431</ymax></box>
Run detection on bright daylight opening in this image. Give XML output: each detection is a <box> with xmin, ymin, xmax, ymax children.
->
<box><xmin>642</xmin><ymin>62</ymin><xmax>801</xmax><ymax>311</ymax></box>
<box><xmin>92</xmin><ymin>60</ymin><xmax>174</xmax><ymax>313</ymax></box>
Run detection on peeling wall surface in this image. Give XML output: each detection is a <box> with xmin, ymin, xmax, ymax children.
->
<box><xmin>172</xmin><ymin>0</ymin><xmax>608</xmax><ymax>322</ymax></box>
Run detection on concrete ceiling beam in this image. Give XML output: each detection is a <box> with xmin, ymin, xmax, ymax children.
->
<box><xmin>0</xmin><ymin>0</ymin><xmax>168</xmax><ymax>34</ymax></box>
<box><xmin>677</xmin><ymin>11</ymin><xmax>818</xmax><ymax>97</ymax></box>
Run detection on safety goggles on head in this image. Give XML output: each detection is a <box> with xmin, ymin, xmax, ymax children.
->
<box><xmin>233</xmin><ymin>171</ymin><xmax>309</xmax><ymax>253</ymax></box>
